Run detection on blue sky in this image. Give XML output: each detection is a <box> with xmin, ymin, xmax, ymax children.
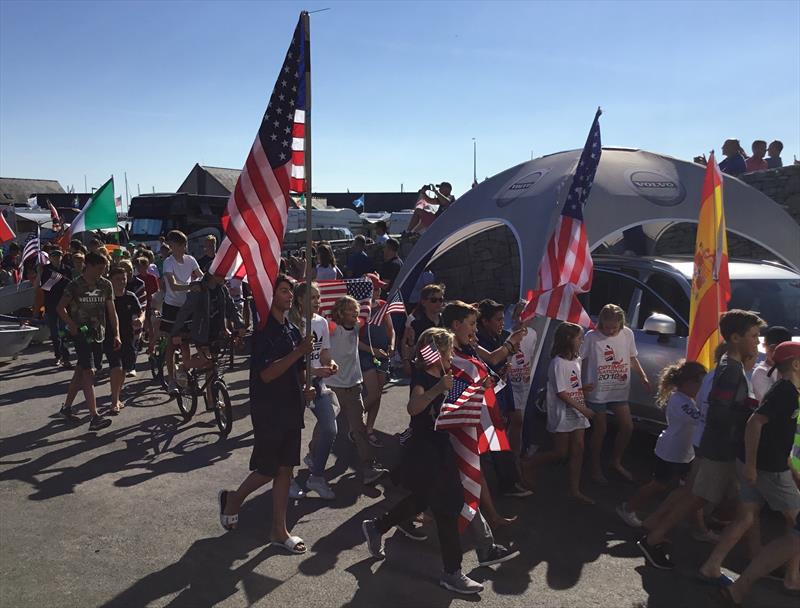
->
<box><xmin>1</xmin><ymin>0</ymin><xmax>798</xmax><ymax>203</ymax></box>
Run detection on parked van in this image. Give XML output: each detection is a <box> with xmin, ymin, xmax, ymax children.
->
<box><xmin>583</xmin><ymin>255</ymin><xmax>800</xmax><ymax>434</ymax></box>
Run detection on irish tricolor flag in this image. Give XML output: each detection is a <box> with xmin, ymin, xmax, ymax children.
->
<box><xmin>68</xmin><ymin>177</ymin><xmax>117</xmax><ymax>237</ymax></box>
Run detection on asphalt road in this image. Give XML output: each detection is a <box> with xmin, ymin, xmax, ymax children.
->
<box><xmin>0</xmin><ymin>343</ymin><xmax>795</xmax><ymax>608</ymax></box>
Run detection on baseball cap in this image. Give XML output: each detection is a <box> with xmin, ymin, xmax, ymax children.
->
<box><xmin>365</xmin><ymin>272</ymin><xmax>387</xmax><ymax>289</ymax></box>
<box><xmin>765</xmin><ymin>326</ymin><xmax>791</xmax><ymax>346</ymax></box>
<box><xmin>767</xmin><ymin>341</ymin><xmax>800</xmax><ymax>376</ymax></box>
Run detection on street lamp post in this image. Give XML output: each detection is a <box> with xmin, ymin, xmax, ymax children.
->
<box><xmin>472</xmin><ymin>138</ymin><xmax>477</xmax><ymax>186</ymax></box>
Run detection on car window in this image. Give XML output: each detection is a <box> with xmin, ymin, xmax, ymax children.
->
<box><xmin>638</xmin><ymin>286</ymin><xmax>689</xmax><ymax>337</ymax></box>
<box><xmin>645</xmin><ymin>274</ymin><xmax>689</xmax><ymax>321</ymax></box>
<box><xmin>585</xmin><ymin>270</ymin><xmax>637</xmax><ymax>318</ymax></box>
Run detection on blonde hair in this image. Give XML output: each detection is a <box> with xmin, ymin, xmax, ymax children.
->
<box><xmin>288</xmin><ymin>281</ymin><xmax>320</xmax><ymax>331</ymax></box>
<box><xmin>656</xmin><ymin>359</ymin><xmax>707</xmax><ymax>407</ymax></box>
<box><xmin>331</xmin><ymin>295</ymin><xmax>359</xmax><ymax>325</ymax></box>
<box><xmin>415</xmin><ymin>327</ymin><xmax>454</xmax><ymax>369</ymax></box>
<box><xmin>598</xmin><ymin>303</ymin><xmax>626</xmax><ymax>329</ymax></box>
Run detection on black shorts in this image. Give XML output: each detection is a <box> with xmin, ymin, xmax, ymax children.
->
<box><xmin>249</xmin><ymin>428</ymin><xmax>301</xmax><ymax>477</ymax></box>
<box><xmin>105</xmin><ymin>341</ymin><xmax>136</xmax><ymax>370</ymax></box>
<box><xmin>75</xmin><ymin>336</ymin><xmax>104</xmax><ymax>371</ymax></box>
<box><xmin>652</xmin><ymin>455</ymin><xmax>692</xmax><ymax>484</ymax></box>
<box><xmin>160</xmin><ymin>303</ymin><xmax>191</xmax><ymax>334</ymax></box>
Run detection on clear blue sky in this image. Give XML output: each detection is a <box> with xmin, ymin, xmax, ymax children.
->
<box><xmin>1</xmin><ymin>0</ymin><xmax>798</xmax><ymax>202</ymax></box>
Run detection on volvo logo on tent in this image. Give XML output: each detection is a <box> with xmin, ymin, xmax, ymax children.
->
<box><xmin>495</xmin><ymin>169</ymin><xmax>549</xmax><ymax>208</ymax></box>
<box><xmin>627</xmin><ymin>170</ymin><xmax>686</xmax><ymax>207</ymax></box>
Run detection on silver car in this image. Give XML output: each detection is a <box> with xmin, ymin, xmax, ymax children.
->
<box><xmin>582</xmin><ymin>255</ymin><xmax>800</xmax><ymax>434</ymax></box>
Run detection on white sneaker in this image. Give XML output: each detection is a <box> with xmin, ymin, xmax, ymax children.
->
<box><xmin>126</xmin><ymin>369</ymin><xmax>137</xmax><ymax>378</ymax></box>
<box><xmin>306</xmin><ymin>475</ymin><xmax>335</xmax><ymax>500</ymax></box>
<box><xmin>439</xmin><ymin>570</ymin><xmax>484</xmax><ymax>594</ymax></box>
<box><xmin>616</xmin><ymin>503</ymin><xmax>643</xmax><ymax>528</ymax></box>
<box><xmin>289</xmin><ymin>479</ymin><xmax>305</xmax><ymax>499</ymax></box>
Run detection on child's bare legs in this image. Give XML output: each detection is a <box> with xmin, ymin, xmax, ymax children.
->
<box><xmin>627</xmin><ymin>479</ymin><xmax>668</xmax><ymax>513</ymax></box>
<box><xmin>363</xmin><ymin>369</ymin><xmax>386</xmax><ymax>435</ymax></box>
<box><xmin>728</xmin><ymin>531</ymin><xmax>800</xmax><ymax>604</ymax></box>
<box><xmin>588</xmin><ymin>410</ymin><xmax>608</xmax><ymax>482</ymax></box>
<box><xmin>568</xmin><ymin>429</ymin><xmax>593</xmax><ymax>504</ymax></box>
<box><xmin>480</xmin><ymin>472</ymin><xmax>516</xmax><ymax>528</ymax></box>
<box><xmin>109</xmin><ymin>365</ymin><xmax>125</xmax><ymax>411</ymax></box>
<box><xmin>609</xmin><ymin>404</ymin><xmax>634</xmax><ymax>480</ymax></box>
<box><xmin>508</xmin><ymin>410</ymin><xmax>526</xmax><ymax>482</ymax></box>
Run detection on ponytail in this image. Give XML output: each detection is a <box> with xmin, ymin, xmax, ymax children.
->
<box><xmin>656</xmin><ymin>359</ymin><xmax>707</xmax><ymax>407</ymax></box>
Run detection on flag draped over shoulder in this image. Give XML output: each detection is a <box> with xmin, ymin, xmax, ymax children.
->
<box><xmin>209</xmin><ymin>15</ymin><xmax>308</xmax><ymax>328</ymax></box>
<box><xmin>68</xmin><ymin>178</ymin><xmax>117</xmax><ymax>237</ymax></box>
<box><xmin>439</xmin><ymin>350</ymin><xmax>510</xmax><ymax>532</ymax></box>
<box><xmin>687</xmin><ymin>153</ymin><xmax>730</xmax><ymax>370</ymax></box>
<box><xmin>521</xmin><ymin>109</ymin><xmax>601</xmax><ymax>328</ymax></box>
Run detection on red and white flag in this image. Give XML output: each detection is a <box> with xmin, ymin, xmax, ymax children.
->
<box><xmin>369</xmin><ymin>290</ymin><xmax>405</xmax><ymax>326</ymax></box>
<box><xmin>316</xmin><ymin>278</ymin><xmax>373</xmax><ymax>323</ymax></box>
<box><xmin>0</xmin><ymin>212</ymin><xmax>15</xmax><ymax>243</ymax></box>
<box><xmin>209</xmin><ymin>15</ymin><xmax>308</xmax><ymax>328</ymax></box>
<box><xmin>521</xmin><ymin>109</ymin><xmax>602</xmax><ymax>328</ymax></box>
<box><xmin>47</xmin><ymin>200</ymin><xmax>62</xmax><ymax>233</ymax></box>
<box><xmin>419</xmin><ymin>343</ymin><xmax>442</xmax><ymax>368</ymax></box>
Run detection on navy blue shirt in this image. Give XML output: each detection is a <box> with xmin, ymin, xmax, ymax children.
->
<box><xmin>719</xmin><ymin>154</ymin><xmax>747</xmax><ymax>177</ymax></box>
<box><xmin>346</xmin><ymin>250</ymin><xmax>373</xmax><ymax>278</ymax></box>
<box><xmin>249</xmin><ymin>314</ymin><xmax>305</xmax><ymax>431</ymax></box>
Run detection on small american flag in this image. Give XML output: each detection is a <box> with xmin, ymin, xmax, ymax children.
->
<box><xmin>19</xmin><ymin>230</ymin><xmax>46</xmax><ymax>269</ymax></box>
<box><xmin>521</xmin><ymin>108</ymin><xmax>601</xmax><ymax>328</ymax></box>
<box><xmin>317</xmin><ymin>278</ymin><xmax>373</xmax><ymax>323</ymax></box>
<box><xmin>369</xmin><ymin>291</ymin><xmax>405</xmax><ymax>326</ymax></box>
<box><xmin>210</xmin><ymin>14</ymin><xmax>308</xmax><ymax>327</ymax></box>
<box><xmin>419</xmin><ymin>343</ymin><xmax>441</xmax><ymax>367</ymax></box>
<box><xmin>435</xmin><ymin>373</ymin><xmax>484</xmax><ymax>430</ymax></box>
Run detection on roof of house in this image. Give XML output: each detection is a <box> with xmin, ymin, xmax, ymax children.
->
<box><xmin>0</xmin><ymin>178</ymin><xmax>65</xmax><ymax>205</ymax></box>
<box><xmin>200</xmin><ymin>166</ymin><xmax>242</xmax><ymax>193</ymax></box>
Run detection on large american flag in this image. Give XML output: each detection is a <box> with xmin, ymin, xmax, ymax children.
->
<box><xmin>316</xmin><ymin>278</ymin><xmax>373</xmax><ymax>323</ymax></box>
<box><xmin>440</xmin><ymin>350</ymin><xmax>510</xmax><ymax>532</ymax></box>
<box><xmin>521</xmin><ymin>108</ymin><xmax>601</xmax><ymax>328</ymax></box>
<box><xmin>209</xmin><ymin>15</ymin><xmax>307</xmax><ymax>327</ymax></box>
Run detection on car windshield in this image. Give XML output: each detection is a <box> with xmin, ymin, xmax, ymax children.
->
<box><xmin>131</xmin><ymin>218</ymin><xmax>163</xmax><ymax>239</ymax></box>
<box><xmin>729</xmin><ymin>278</ymin><xmax>800</xmax><ymax>333</ymax></box>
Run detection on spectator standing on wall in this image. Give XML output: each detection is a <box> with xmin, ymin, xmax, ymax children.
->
<box><xmin>745</xmin><ymin>140</ymin><xmax>768</xmax><ymax>173</ymax></box>
<box><xmin>718</xmin><ymin>139</ymin><xmax>747</xmax><ymax>176</ymax></box>
<box><xmin>767</xmin><ymin>140</ymin><xmax>784</xmax><ymax>168</ymax></box>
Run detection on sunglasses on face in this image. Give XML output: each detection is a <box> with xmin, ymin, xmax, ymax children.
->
<box><xmin>427</xmin><ymin>297</ymin><xmax>444</xmax><ymax>303</ymax></box>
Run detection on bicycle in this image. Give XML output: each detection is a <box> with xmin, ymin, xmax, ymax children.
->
<box><xmin>177</xmin><ymin>338</ymin><xmax>235</xmax><ymax>437</ymax></box>
<box><xmin>149</xmin><ymin>330</ymin><xmax>186</xmax><ymax>412</ymax></box>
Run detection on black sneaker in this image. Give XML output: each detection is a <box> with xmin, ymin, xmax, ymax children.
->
<box><xmin>637</xmin><ymin>536</ymin><xmax>674</xmax><ymax>570</ymax></box>
<box><xmin>477</xmin><ymin>544</ymin><xmax>520</xmax><ymax>567</ymax></box>
<box><xmin>59</xmin><ymin>405</ymin><xmax>81</xmax><ymax>422</ymax></box>
<box><xmin>88</xmin><ymin>415</ymin><xmax>112</xmax><ymax>431</ymax></box>
<box><xmin>396</xmin><ymin>520</ymin><xmax>428</xmax><ymax>541</ymax></box>
<box><xmin>362</xmin><ymin>519</ymin><xmax>385</xmax><ymax>559</ymax></box>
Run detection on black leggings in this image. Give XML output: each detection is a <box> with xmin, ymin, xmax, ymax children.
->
<box><xmin>375</xmin><ymin>492</ymin><xmax>462</xmax><ymax>574</ymax></box>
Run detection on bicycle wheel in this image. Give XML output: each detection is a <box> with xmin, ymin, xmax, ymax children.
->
<box><xmin>211</xmin><ymin>380</ymin><xmax>233</xmax><ymax>437</ymax></box>
<box><xmin>178</xmin><ymin>374</ymin><xmax>198</xmax><ymax>420</ymax></box>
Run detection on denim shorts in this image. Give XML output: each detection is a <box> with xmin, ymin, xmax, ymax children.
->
<box><xmin>587</xmin><ymin>400</ymin><xmax>628</xmax><ymax>414</ymax></box>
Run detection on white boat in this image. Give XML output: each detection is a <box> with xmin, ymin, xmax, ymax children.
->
<box><xmin>0</xmin><ymin>324</ymin><xmax>39</xmax><ymax>359</ymax></box>
<box><xmin>0</xmin><ymin>281</ymin><xmax>35</xmax><ymax>315</ymax></box>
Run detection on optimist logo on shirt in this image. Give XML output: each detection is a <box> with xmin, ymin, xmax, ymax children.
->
<box><xmin>597</xmin><ymin>343</ymin><xmax>629</xmax><ymax>388</ymax></box>
<box><xmin>603</xmin><ymin>344</ymin><xmax>615</xmax><ymax>362</ymax></box>
<box><xmin>570</xmin><ymin>370</ymin><xmax>580</xmax><ymax>388</ymax></box>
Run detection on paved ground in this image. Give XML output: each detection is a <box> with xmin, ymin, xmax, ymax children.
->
<box><xmin>0</xmin><ymin>343</ymin><xmax>796</xmax><ymax>608</ymax></box>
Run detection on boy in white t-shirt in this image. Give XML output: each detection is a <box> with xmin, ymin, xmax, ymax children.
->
<box><xmin>160</xmin><ymin>230</ymin><xmax>202</xmax><ymax>393</ymax></box>
<box><xmin>580</xmin><ymin>304</ymin><xmax>650</xmax><ymax>483</ymax></box>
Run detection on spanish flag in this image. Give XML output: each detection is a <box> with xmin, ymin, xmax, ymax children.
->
<box><xmin>687</xmin><ymin>153</ymin><xmax>731</xmax><ymax>369</ymax></box>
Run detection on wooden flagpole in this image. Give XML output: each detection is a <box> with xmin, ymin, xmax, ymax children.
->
<box><xmin>302</xmin><ymin>10</ymin><xmax>313</xmax><ymax>390</ymax></box>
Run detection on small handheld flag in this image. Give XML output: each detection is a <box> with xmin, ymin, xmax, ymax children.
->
<box><xmin>419</xmin><ymin>343</ymin><xmax>441</xmax><ymax>367</ymax></box>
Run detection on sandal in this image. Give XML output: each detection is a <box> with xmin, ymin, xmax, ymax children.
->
<box><xmin>218</xmin><ymin>490</ymin><xmax>238</xmax><ymax>531</ymax></box>
<box><xmin>270</xmin><ymin>535</ymin><xmax>307</xmax><ymax>554</ymax></box>
<box><xmin>367</xmin><ymin>431</ymin><xmax>384</xmax><ymax>448</ymax></box>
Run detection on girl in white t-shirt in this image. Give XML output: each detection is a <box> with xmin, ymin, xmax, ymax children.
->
<box><xmin>288</xmin><ymin>282</ymin><xmax>340</xmax><ymax>499</ymax></box>
<box><xmin>580</xmin><ymin>304</ymin><xmax>650</xmax><ymax>484</ymax></box>
<box><xmin>507</xmin><ymin>301</ymin><xmax>538</xmax><ymax>471</ymax></box>
<box><xmin>616</xmin><ymin>360</ymin><xmax>706</xmax><ymax>528</ymax></box>
<box><xmin>528</xmin><ymin>322</ymin><xmax>594</xmax><ymax>504</ymax></box>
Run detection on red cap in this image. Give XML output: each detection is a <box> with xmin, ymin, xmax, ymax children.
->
<box><xmin>767</xmin><ymin>341</ymin><xmax>800</xmax><ymax>376</ymax></box>
<box><xmin>365</xmin><ymin>272</ymin><xmax>387</xmax><ymax>289</ymax></box>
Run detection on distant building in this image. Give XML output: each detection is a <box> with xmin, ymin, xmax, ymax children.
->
<box><xmin>178</xmin><ymin>164</ymin><xmax>242</xmax><ymax>197</ymax></box>
<box><xmin>0</xmin><ymin>177</ymin><xmax>65</xmax><ymax>206</ymax></box>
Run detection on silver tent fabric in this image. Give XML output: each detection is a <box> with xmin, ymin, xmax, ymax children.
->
<box><xmin>391</xmin><ymin>148</ymin><xmax>800</xmax><ymax>300</ymax></box>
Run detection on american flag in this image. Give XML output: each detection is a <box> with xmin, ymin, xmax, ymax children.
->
<box><xmin>47</xmin><ymin>200</ymin><xmax>62</xmax><ymax>233</ymax></box>
<box><xmin>369</xmin><ymin>291</ymin><xmax>405</xmax><ymax>326</ymax></box>
<box><xmin>209</xmin><ymin>14</ymin><xmax>308</xmax><ymax>327</ymax></box>
<box><xmin>316</xmin><ymin>278</ymin><xmax>373</xmax><ymax>323</ymax></box>
<box><xmin>19</xmin><ymin>230</ymin><xmax>47</xmax><ymax>269</ymax></box>
<box><xmin>419</xmin><ymin>343</ymin><xmax>442</xmax><ymax>367</ymax></box>
<box><xmin>441</xmin><ymin>350</ymin><xmax>511</xmax><ymax>532</ymax></box>
<box><xmin>521</xmin><ymin>108</ymin><xmax>601</xmax><ymax>328</ymax></box>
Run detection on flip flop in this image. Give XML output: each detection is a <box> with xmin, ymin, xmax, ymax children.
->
<box><xmin>270</xmin><ymin>535</ymin><xmax>307</xmax><ymax>554</ymax></box>
<box><xmin>695</xmin><ymin>572</ymin><xmax>734</xmax><ymax>587</ymax></box>
<box><xmin>218</xmin><ymin>490</ymin><xmax>238</xmax><ymax>531</ymax></box>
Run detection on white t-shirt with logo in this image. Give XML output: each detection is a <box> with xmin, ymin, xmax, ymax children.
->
<box><xmin>325</xmin><ymin>322</ymin><xmax>363</xmax><ymax>388</ymax></box>
<box><xmin>655</xmin><ymin>391</ymin><xmax>701</xmax><ymax>464</ymax></box>
<box><xmin>580</xmin><ymin>326</ymin><xmax>638</xmax><ymax>403</ymax></box>
<box><xmin>162</xmin><ymin>254</ymin><xmax>201</xmax><ymax>307</ymax></box>
<box><xmin>546</xmin><ymin>356</ymin><xmax>590</xmax><ymax>433</ymax></box>
<box><xmin>508</xmin><ymin>329</ymin><xmax>538</xmax><ymax>412</ymax></box>
<box><xmin>310</xmin><ymin>313</ymin><xmax>331</xmax><ymax>370</ymax></box>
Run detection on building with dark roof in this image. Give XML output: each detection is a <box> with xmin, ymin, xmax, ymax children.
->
<box><xmin>0</xmin><ymin>178</ymin><xmax>65</xmax><ymax>206</ymax></box>
<box><xmin>178</xmin><ymin>164</ymin><xmax>242</xmax><ymax>196</ymax></box>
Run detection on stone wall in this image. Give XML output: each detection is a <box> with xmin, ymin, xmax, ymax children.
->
<box><xmin>739</xmin><ymin>164</ymin><xmax>800</xmax><ymax>224</ymax></box>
